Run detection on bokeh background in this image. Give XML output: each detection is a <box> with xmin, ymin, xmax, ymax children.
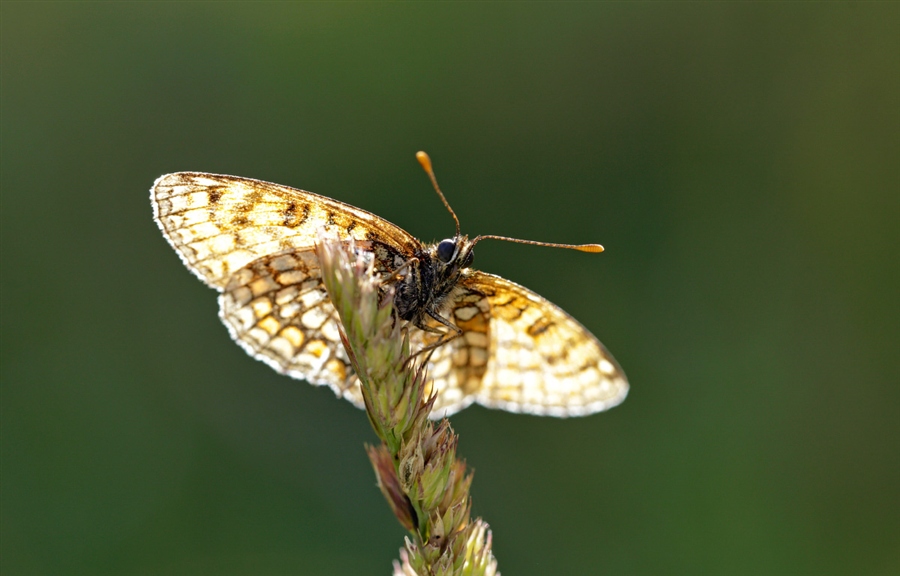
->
<box><xmin>2</xmin><ymin>3</ymin><xmax>897</xmax><ymax>575</ymax></box>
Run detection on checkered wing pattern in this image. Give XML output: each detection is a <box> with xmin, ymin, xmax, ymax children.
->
<box><xmin>151</xmin><ymin>172</ymin><xmax>421</xmax><ymax>289</ymax></box>
<box><xmin>459</xmin><ymin>272</ymin><xmax>628</xmax><ymax>416</ymax></box>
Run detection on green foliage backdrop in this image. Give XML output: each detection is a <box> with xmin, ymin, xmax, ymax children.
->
<box><xmin>2</xmin><ymin>3</ymin><xmax>897</xmax><ymax>575</ymax></box>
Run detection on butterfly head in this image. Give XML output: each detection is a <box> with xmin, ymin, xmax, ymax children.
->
<box><xmin>434</xmin><ymin>235</ymin><xmax>475</xmax><ymax>271</ymax></box>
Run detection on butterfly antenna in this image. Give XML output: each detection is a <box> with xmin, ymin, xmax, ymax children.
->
<box><xmin>472</xmin><ymin>234</ymin><xmax>604</xmax><ymax>253</ymax></box>
<box><xmin>416</xmin><ymin>151</ymin><xmax>460</xmax><ymax>237</ymax></box>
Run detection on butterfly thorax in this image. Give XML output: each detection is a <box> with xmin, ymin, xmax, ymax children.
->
<box><xmin>393</xmin><ymin>235</ymin><xmax>475</xmax><ymax>329</ymax></box>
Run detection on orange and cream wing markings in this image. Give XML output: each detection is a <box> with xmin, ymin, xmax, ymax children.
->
<box><xmin>151</xmin><ymin>172</ymin><xmax>422</xmax><ymax>289</ymax></box>
<box><xmin>151</xmin><ymin>171</ymin><xmax>421</xmax><ymax>406</ymax></box>
<box><xmin>409</xmin><ymin>285</ymin><xmax>493</xmax><ymax>417</ymax></box>
<box><xmin>217</xmin><ymin>248</ymin><xmax>366</xmax><ymax>408</ymax></box>
<box><xmin>461</xmin><ymin>272</ymin><xmax>628</xmax><ymax>417</ymax></box>
<box><xmin>410</xmin><ymin>273</ymin><xmax>627</xmax><ymax>418</ymax></box>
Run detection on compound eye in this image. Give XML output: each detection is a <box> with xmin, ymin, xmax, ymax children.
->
<box><xmin>436</xmin><ymin>239</ymin><xmax>456</xmax><ymax>263</ymax></box>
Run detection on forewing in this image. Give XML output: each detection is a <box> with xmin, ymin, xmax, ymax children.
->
<box><xmin>461</xmin><ymin>271</ymin><xmax>629</xmax><ymax>417</ymax></box>
<box><xmin>218</xmin><ymin>247</ymin><xmax>366</xmax><ymax>409</ymax></box>
<box><xmin>151</xmin><ymin>172</ymin><xmax>422</xmax><ymax>290</ymax></box>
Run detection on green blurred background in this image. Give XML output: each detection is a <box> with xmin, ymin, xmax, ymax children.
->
<box><xmin>2</xmin><ymin>3</ymin><xmax>897</xmax><ymax>575</ymax></box>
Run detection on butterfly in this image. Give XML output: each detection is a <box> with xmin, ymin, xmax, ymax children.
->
<box><xmin>150</xmin><ymin>152</ymin><xmax>628</xmax><ymax>417</ymax></box>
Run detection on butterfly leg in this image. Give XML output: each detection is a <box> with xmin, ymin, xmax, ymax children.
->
<box><xmin>379</xmin><ymin>257</ymin><xmax>420</xmax><ymax>286</ymax></box>
<box><xmin>403</xmin><ymin>310</ymin><xmax>463</xmax><ymax>367</ymax></box>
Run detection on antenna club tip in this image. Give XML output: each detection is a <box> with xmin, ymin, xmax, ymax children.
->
<box><xmin>579</xmin><ymin>244</ymin><xmax>605</xmax><ymax>253</ymax></box>
<box><xmin>415</xmin><ymin>151</ymin><xmax>433</xmax><ymax>173</ymax></box>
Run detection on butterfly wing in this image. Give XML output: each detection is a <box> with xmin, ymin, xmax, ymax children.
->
<box><xmin>407</xmin><ymin>284</ymin><xmax>493</xmax><ymax>417</ymax></box>
<box><xmin>218</xmin><ymin>247</ymin><xmax>367</xmax><ymax>408</ymax></box>
<box><xmin>456</xmin><ymin>271</ymin><xmax>629</xmax><ymax>417</ymax></box>
<box><xmin>151</xmin><ymin>172</ymin><xmax>423</xmax><ymax>289</ymax></box>
<box><xmin>152</xmin><ymin>172</ymin><xmax>421</xmax><ymax>407</ymax></box>
<box><xmin>216</xmin><ymin>247</ymin><xmax>492</xmax><ymax>415</ymax></box>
